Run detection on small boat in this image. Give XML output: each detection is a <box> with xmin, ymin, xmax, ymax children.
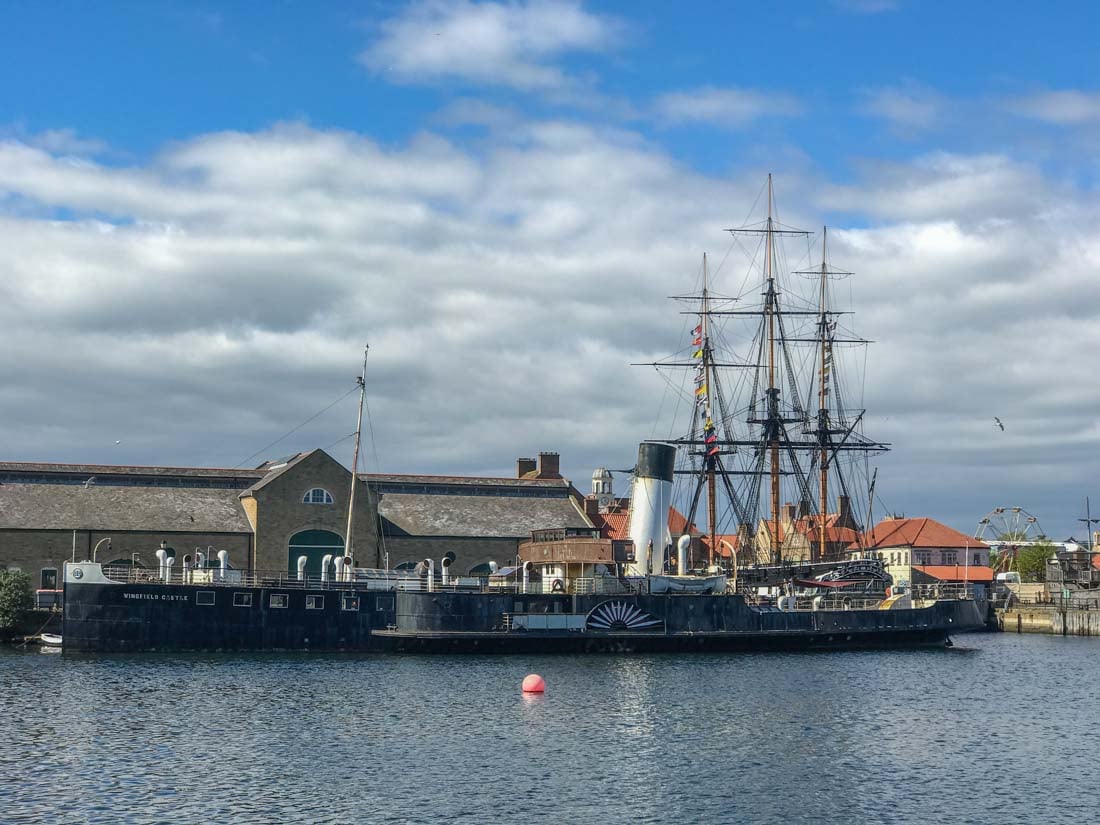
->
<box><xmin>39</xmin><ymin>633</ymin><xmax>63</xmax><ymax>647</ymax></box>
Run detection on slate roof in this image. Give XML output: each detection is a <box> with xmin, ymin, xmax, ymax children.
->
<box><xmin>853</xmin><ymin>517</ymin><xmax>989</xmax><ymax>551</ymax></box>
<box><xmin>0</xmin><ymin>482</ymin><xmax>252</xmax><ymax>533</ymax></box>
<box><xmin>365</xmin><ymin>473</ymin><xmax>572</xmax><ymax>490</ymax></box>
<box><xmin>0</xmin><ymin>460</ymin><xmax>266</xmax><ymax>482</ymax></box>
<box><xmin>378</xmin><ymin>490</ymin><xmax>592</xmax><ymax>538</ymax></box>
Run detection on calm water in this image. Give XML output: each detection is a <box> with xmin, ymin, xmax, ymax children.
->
<box><xmin>1</xmin><ymin>633</ymin><xmax>1097</xmax><ymax>824</ymax></box>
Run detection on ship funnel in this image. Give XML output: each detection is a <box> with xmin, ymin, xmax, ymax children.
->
<box><xmin>626</xmin><ymin>442</ymin><xmax>676</xmax><ymax>576</ymax></box>
<box><xmin>320</xmin><ymin>554</ymin><xmax>334</xmax><ymax>583</ymax></box>
<box><xmin>441</xmin><ymin>552</ymin><xmax>455</xmax><ymax>585</ymax></box>
<box><xmin>217</xmin><ymin>549</ymin><xmax>229</xmax><ymax>578</ymax></box>
<box><xmin>297</xmin><ymin>555</ymin><xmax>308</xmax><ymax>582</ymax></box>
<box><xmin>334</xmin><ymin>556</ymin><xmax>346</xmax><ymax>582</ymax></box>
<box><xmin>677</xmin><ymin>534</ymin><xmax>691</xmax><ymax>575</ymax></box>
<box><xmin>164</xmin><ymin>555</ymin><xmax>175</xmax><ymax>583</ymax></box>
<box><xmin>522</xmin><ymin>560</ymin><xmax>534</xmax><ymax>594</ymax></box>
<box><xmin>342</xmin><ymin>555</ymin><xmax>353</xmax><ymax>582</ymax></box>
<box><xmin>155</xmin><ymin>547</ymin><xmax>167</xmax><ymax>580</ymax></box>
<box><xmin>426</xmin><ymin>558</ymin><xmax>435</xmax><ymax>593</ymax></box>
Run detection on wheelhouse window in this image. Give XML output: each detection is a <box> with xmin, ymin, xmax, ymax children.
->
<box><xmin>233</xmin><ymin>592</ymin><xmax>253</xmax><ymax>608</ymax></box>
<box><xmin>303</xmin><ymin>488</ymin><xmax>334</xmax><ymax>505</ymax></box>
<box><xmin>270</xmin><ymin>594</ymin><xmax>289</xmax><ymax>609</ymax></box>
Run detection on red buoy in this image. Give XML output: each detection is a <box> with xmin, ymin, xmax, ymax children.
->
<box><xmin>521</xmin><ymin>674</ymin><xmax>545</xmax><ymax>693</ymax></box>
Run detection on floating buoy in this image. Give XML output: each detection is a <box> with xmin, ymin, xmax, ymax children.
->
<box><xmin>521</xmin><ymin>674</ymin><xmax>545</xmax><ymax>693</ymax></box>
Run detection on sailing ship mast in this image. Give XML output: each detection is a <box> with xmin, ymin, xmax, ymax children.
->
<box><xmin>344</xmin><ymin>345</ymin><xmax>368</xmax><ymax>566</ymax></box>
<box><xmin>640</xmin><ymin>175</ymin><xmax>888</xmax><ymax>575</ymax></box>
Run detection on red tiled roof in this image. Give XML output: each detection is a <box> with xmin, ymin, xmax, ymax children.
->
<box><xmin>593</xmin><ymin>507</ymin><xmax>698</xmax><ymax>542</ymax></box>
<box><xmin>852</xmin><ymin>517</ymin><xmax>989</xmax><ymax>551</ymax></box>
<box><xmin>913</xmin><ymin>564</ymin><xmax>995</xmax><ymax>583</ymax></box>
<box><xmin>701</xmin><ymin>534</ymin><xmax>741</xmax><ymax>557</ymax></box>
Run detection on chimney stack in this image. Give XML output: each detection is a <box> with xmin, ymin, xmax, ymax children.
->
<box><xmin>516</xmin><ymin>457</ymin><xmax>536</xmax><ymax>478</ymax></box>
<box><xmin>537</xmin><ymin>451</ymin><xmax>560</xmax><ymax>478</ymax></box>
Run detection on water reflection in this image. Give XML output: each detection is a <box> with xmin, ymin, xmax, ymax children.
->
<box><xmin>2</xmin><ymin>636</ymin><xmax>1099</xmax><ymax>824</ymax></box>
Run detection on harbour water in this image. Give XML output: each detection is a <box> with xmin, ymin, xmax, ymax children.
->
<box><xmin>2</xmin><ymin>633</ymin><xmax>1096</xmax><ymax>824</ymax></box>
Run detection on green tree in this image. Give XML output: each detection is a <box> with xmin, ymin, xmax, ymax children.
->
<box><xmin>1016</xmin><ymin>541</ymin><xmax>1056</xmax><ymax>582</ymax></box>
<box><xmin>0</xmin><ymin>569</ymin><xmax>33</xmax><ymax>633</ymax></box>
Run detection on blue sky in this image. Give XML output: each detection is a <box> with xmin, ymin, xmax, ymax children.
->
<box><xmin>4</xmin><ymin>2</ymin><xmax>1094</xmax><ymax>179</ymax></box>
<box><xmin>1</xmin><ymin>1</ymin><xmax>1099</xmax><ymax>540</ymax></box>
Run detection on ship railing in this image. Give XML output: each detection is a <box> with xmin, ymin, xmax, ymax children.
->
<box><xmin>912</xmin><ymin>583</ymin><xmax>975</xmax><ymax>601</ymax></box>
<box><xmin>98</xmin><ymin>565</ymin><xmax>425</xmax><ymax>591</ymax></box>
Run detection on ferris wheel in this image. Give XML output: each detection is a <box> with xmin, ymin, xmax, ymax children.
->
<box><xmin>975</xmin><ymin>507</ymin><xmax>1044</xmax><ymax>573</ymax></box>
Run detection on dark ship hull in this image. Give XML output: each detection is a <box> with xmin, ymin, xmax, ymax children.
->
<box><xmin>62</xmin><ymin>562</ymin><xmax>983</xmax><ymax>653</ymax></box>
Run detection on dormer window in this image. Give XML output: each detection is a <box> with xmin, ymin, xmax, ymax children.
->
<box><xmin>303</xmin><ymin>488</ymin><xmax>334</xmax><ymax>505</ymax></box>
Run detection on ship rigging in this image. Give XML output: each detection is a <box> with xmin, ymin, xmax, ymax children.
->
<box><xmin>639</xmin><ymin>176</ymin><xmax>889</xmax><ymax>579</ymax></box>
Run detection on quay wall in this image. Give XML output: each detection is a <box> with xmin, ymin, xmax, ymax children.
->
<box><xmin>997</xmin><ymin>606</ymin><xmax>1100</xmax><ymax>636</ymax></box>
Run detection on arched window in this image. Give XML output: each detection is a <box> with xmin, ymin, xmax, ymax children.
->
<box><xmin>302</xmin><ymin>488</ymin><xmax>334</xmax><ymax>505</ymax></box>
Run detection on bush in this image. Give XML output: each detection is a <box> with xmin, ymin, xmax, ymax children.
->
<box><xmin>0</xmin><ymin>570</ymin><xmax>33</xmax><ymax>631</ymax></box>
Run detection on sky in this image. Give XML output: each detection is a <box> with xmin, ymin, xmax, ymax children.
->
<box><xmin>1</xmin><ymin>0</ymin><xmax>1098</xmax><ymax>540</ymax></box>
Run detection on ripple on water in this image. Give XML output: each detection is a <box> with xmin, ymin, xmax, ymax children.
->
<box><xmin>2</xmin><ymin>634</ymin><xmax>1098</xmax><ymax>824</ymax></box>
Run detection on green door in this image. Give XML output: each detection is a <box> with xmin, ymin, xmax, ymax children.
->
<box><xmin>288</xmin><ymin>530</ymin><xmax>345</xmax><ymax>576</ymax></box>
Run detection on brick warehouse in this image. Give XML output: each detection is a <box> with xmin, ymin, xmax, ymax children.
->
<box><xmin>0</xmin><ymin>450</ymin><xmax>595</xmax><ymax>592</ymax></box>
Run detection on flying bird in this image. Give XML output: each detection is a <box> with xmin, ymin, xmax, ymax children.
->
<box><xmin>994</xmin><ymin>417</ymin><xmax>1004</xmax><ymax>431</ymax></box>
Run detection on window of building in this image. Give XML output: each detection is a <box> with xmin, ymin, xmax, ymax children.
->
<box><xmin>942</xmin><ymin>551</ymin><xmax>958</xmax><ymax>565</ymax></box>
<box><xmin>916</xmin><ymin>552</ymin><xmax>932</xmax><ymax>566</ymax></box>
<box><xmin>974</xmin><ymin>552</ymin><xmax>982</xmax><ymax>565</ymax></box>
<box><xmin>306</xmin><ymin>595</ymin><xmax>324</xmax><ymax>610</ymax></box>
<box><xmin>270</xmin><ymin>594</ymin><xmax>289</xmax><ymax>609</ymax></box>
<box><xmin>341</xmin><ymin>595</ymin><xmax>359</xmax><ymax>612</ymax></box>
<box><xmin>233</xmin><ymin>592</ymin><xmax>253</xmax><ymax>608</ymax></box>
<box><xmin>303</xmin><ymin>488</ymin><xmax>334</xmax><ymax>505</ymax></box>
<box><xmin>196</xmin><ymin>591</ymin><xmax>215</xmax><ymax>606</ymax></box>
<box><xmin>40</xmin><ymin>568</ymin><xmax>58</xmax><ymax>590</ymax></box>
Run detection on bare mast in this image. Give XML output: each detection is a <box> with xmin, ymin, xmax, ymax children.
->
<box><xmin>817</xmin><ymin>228</ymin><xmax>829</xmax><ymax>562</ymax></box>
<box><xmin>764</xmin><ymin>176</ymin><xmax>782</xmax><ymax>563</ymax></box>
<box><xmin>344</xmin><ymin>345</ymin><xmax>369</xmax><ymax>566</ymax></box>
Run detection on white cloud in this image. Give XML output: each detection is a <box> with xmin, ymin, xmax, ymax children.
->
<box><xmin>359</xmin><ymin>0</ymin><xmax>622</xmax><ymax>92</ymax></box>
<box><xmin>1</xmin><ymin>120</ymin><xmax>1098</xmax><ymax>537</ymax></box>
<box><xmin>1006</xmin><ymin>89</ymin><xmax>1100</xmax><ymax>125</ymax></box>
<box><xmin>818</xmin><ymin>152</ymin><xmax>1051</xmax><ymax>223</ymax></box>
<box><xmin>859</xmin><ymin>84</ymin><xmax>944</xmax><ymax>132</ymax></box>
<box><xmin>653</xmin><ymin>87</ymin><xmax>802</xmax><ymax>129</ymax></box>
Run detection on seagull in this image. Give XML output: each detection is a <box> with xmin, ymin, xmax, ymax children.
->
<box><xmin>115</xmin><ymin>440</ymin><xmax>121</xmax><ymax>444</ymax></box>
<box><xmin>994</xmin><ymin>417</ymin><xmax>1005</xmax><ymax>431</ymax></box>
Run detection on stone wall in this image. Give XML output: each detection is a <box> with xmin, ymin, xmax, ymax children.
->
<box><xmin>0</xmin><ymin>529</ymin><xmax>252</xmax><ymax>586</ymax></box>
<box><xmin>247</xmin><ymin>451</ymin><xmax>378</xmax><ymax>572</ymax></box>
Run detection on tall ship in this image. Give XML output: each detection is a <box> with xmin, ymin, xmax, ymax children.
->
<box><xmin>62</xmin><ymin>179</ymin><xmax>985</xmax><ymax>653</ymax></box>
